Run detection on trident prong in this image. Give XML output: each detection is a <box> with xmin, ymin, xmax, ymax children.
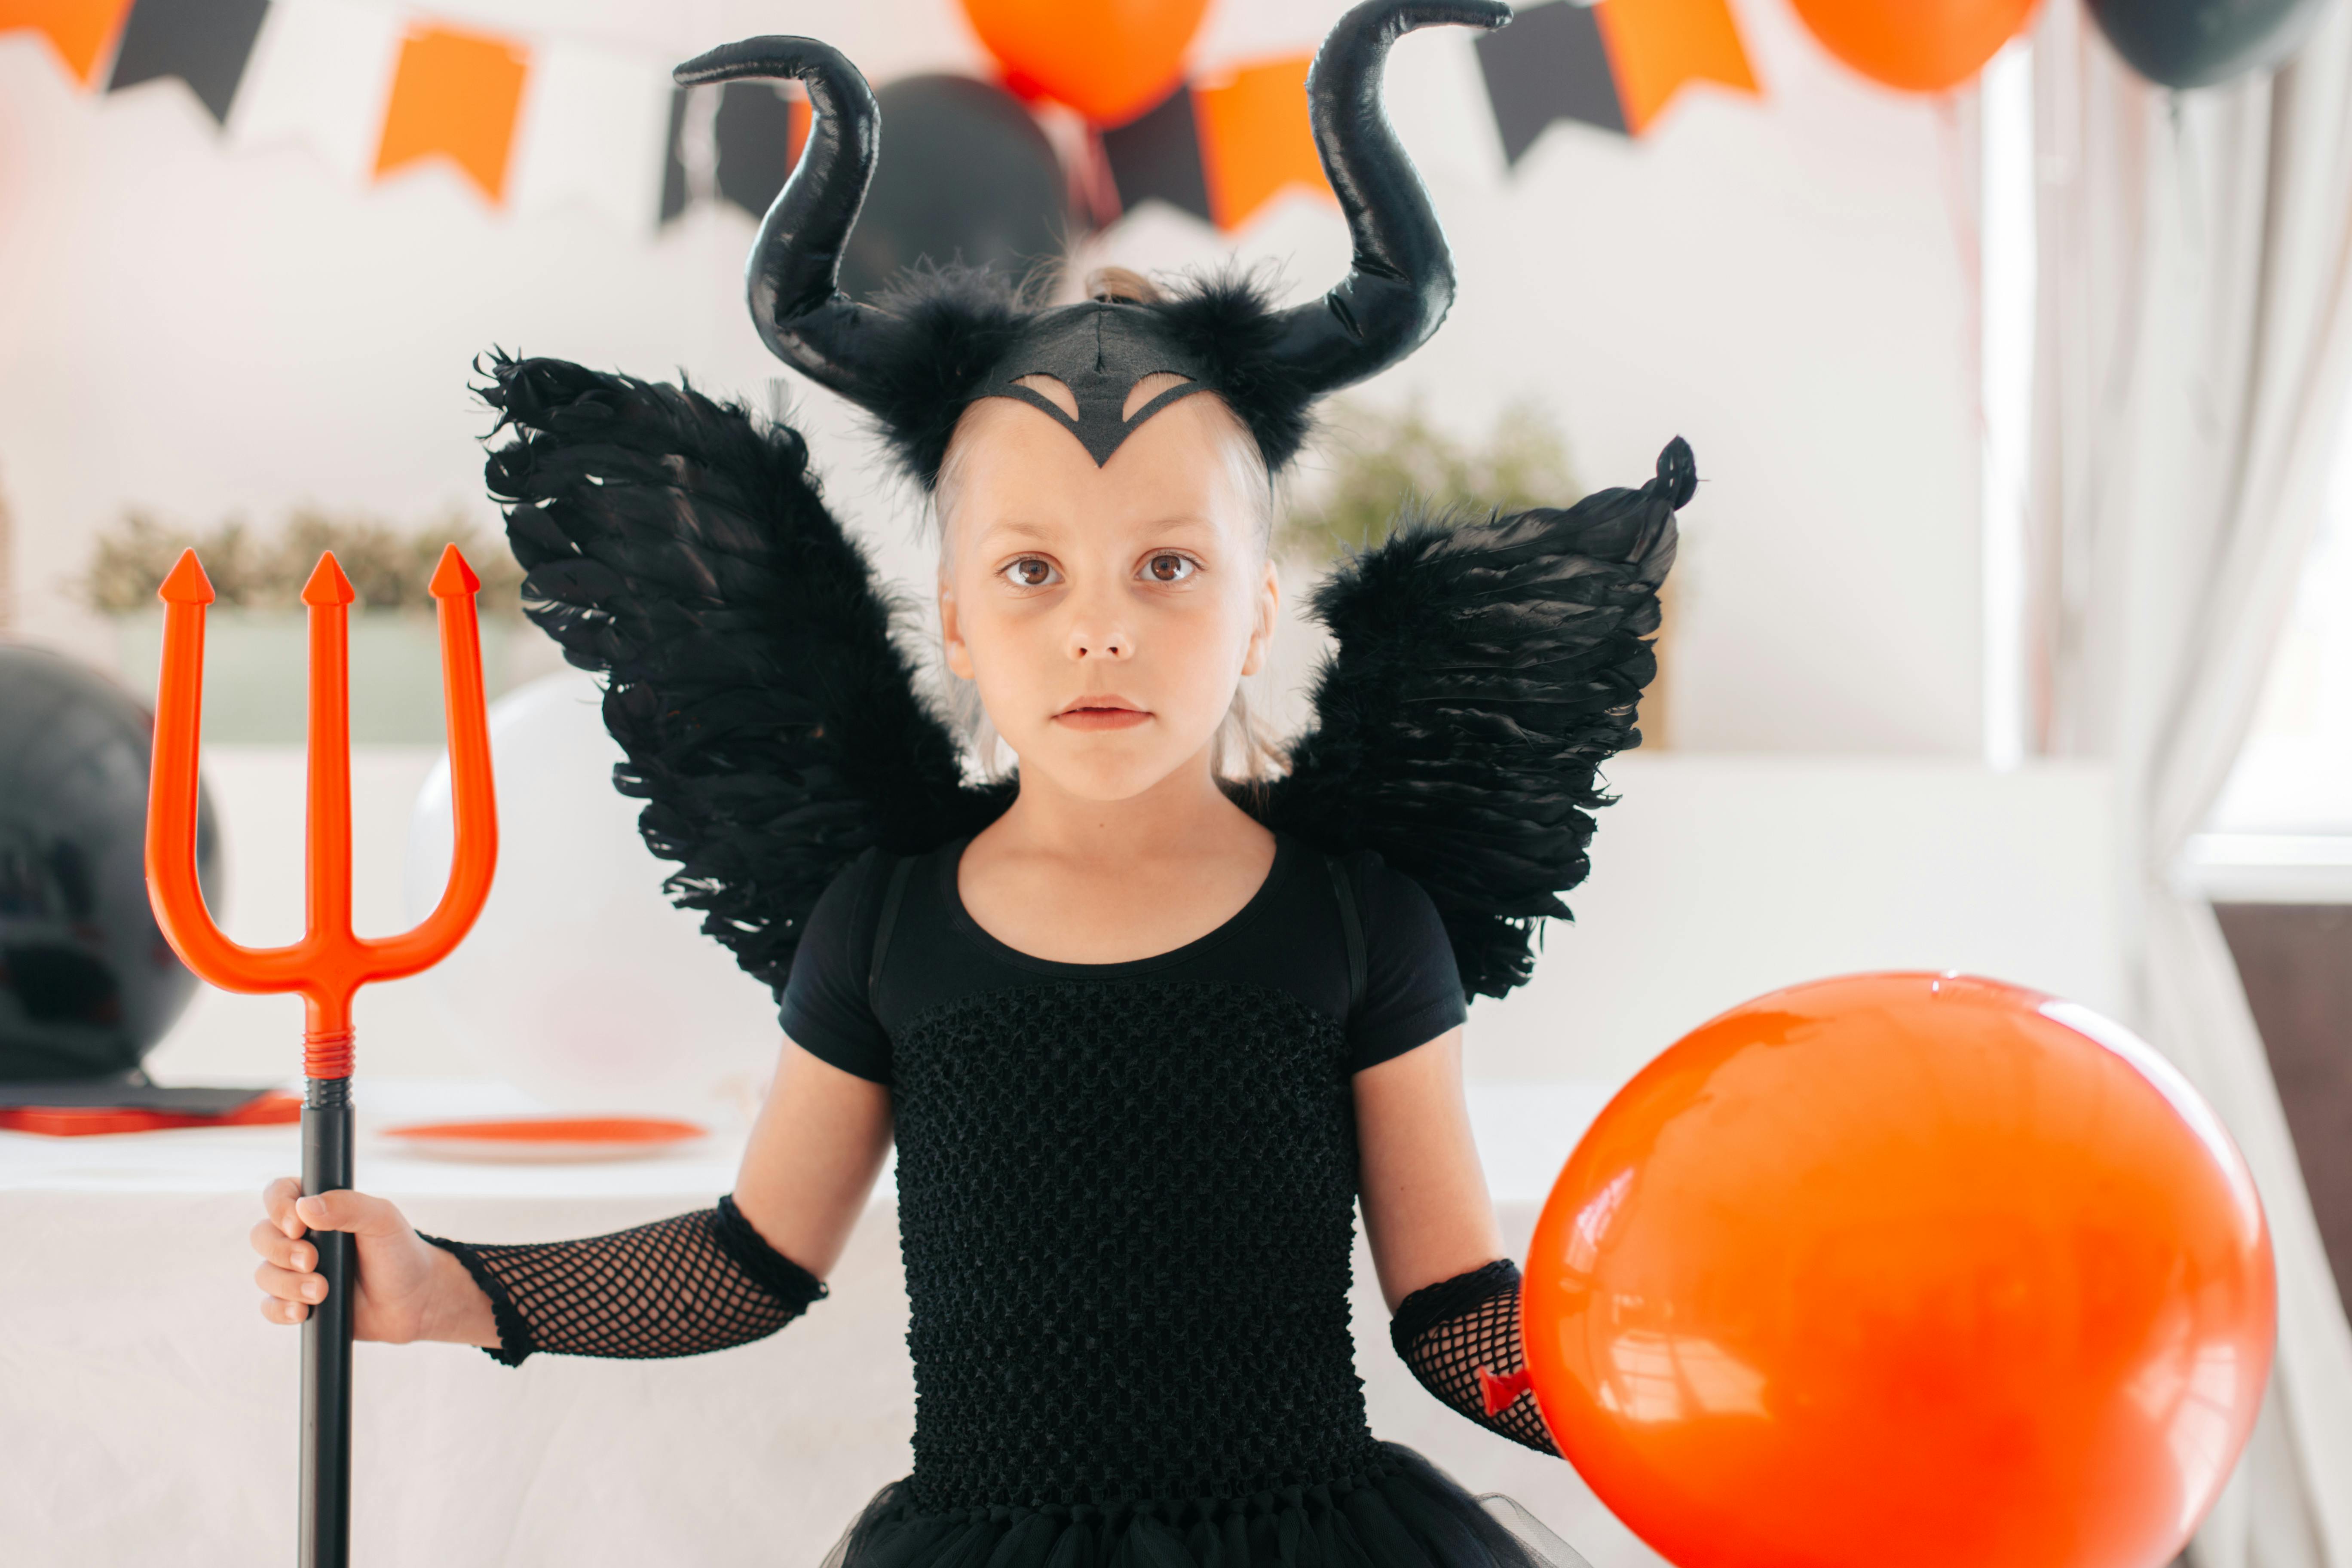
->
<box><xmin>144</xmin><ymin>543</ymin><xmax>498</xmax><ymax>1568</ymax></box>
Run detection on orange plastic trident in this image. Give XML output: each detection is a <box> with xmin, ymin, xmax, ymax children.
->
<box><xmin>144</xmin><ymin>544</ymin><xmax>497</xmax><ymax>1568</ymax></box>
<box><xmin>146</xmin><ymin>546</ymin><xmax>499</xmax><ymax>1058</ymax></box>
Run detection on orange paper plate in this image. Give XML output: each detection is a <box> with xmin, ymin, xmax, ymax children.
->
<box><xmin>378</xmin><ymin>1115</ymin><xmax>708</xmax><ymax>1163</ymax></box>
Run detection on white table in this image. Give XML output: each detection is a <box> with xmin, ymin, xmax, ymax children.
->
<box><xmin>0</xmin><ymin>1078</ymin><xmax>1666</xmax><ymax>1567</ymax></box>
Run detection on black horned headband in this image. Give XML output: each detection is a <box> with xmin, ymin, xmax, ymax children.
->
<box><xmin>674</xmin><ymin>0</ymin><xmax>1514</xmax><ymax>486</ymax></box>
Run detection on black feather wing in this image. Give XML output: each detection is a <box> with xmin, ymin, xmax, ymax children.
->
<box><xmin>480</xmin><ymin>352</ymin><xmax>1009</xmax><ymax>996</ymax></box>
<box><xmin>1262</xmin><ymin>438</ymin><xmax>1696</xmax><ymax>1001</ymax></box>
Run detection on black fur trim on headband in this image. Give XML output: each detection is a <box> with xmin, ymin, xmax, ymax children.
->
<box><xmin>849</xmin><ymin>267</ymin><xmax>1310</xmax><ymax>486</ymax></box>
<box><xmin>1151</xmin><ymin>271</ymin><xmax>1320</xmax><ymax>474</ymax></box>
<box><xmin>856</xmin><ymin>266</ymin><xmax>1035</xmax><ymax>489</ymax></box>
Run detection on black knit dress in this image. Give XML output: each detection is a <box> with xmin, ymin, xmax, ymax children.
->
<box><xmin>778</xmin><ymin>832</ymin><xmax>1553</xmax><ymax>1568</ymax></box>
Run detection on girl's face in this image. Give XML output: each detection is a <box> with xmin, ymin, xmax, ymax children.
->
<box><xmin>937</xmin><ymin>378</ymin><xmax>1280</xmax><ymax>803</ymax></box>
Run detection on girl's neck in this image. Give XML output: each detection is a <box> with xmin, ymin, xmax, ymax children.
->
<box><xmin>984</xmin><ymin>750</ymin><xmax>1263</xmax><ymax>869</ymax></box>
<box><xmin>959</xmin><ymin>747</ymin><xmax>1277</xmax><ymax>964</ymax></box>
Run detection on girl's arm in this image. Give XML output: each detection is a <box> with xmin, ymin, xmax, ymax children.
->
<box><xmin>729</xmin><ymin>1039</ymin><xmax>895</xmax><ymax>1278</ymax></box>
<box><xmin>251</xmin><ymin>1039</ymin><xmax>891</xmax><ymax>1364</ymax></box>
<box><xmin>1356</xmin><ymin>1027</ymin><xmax>1558</xmax><ymax>1455</ymax></box>
<box><xmin>1354</xmin><ymin>1027</ymin><xmax>1503</xmax><ymax>1310</ymax></box>
<box><xmin>409</xmin><ymin>1039</ymin><xmax>891</xmax><ymax>1365</ymax></box>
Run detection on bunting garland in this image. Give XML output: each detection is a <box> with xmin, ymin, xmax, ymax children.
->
<box><xmin>1597</xmin><ymin>0</ymin><xmax>1757</xmax><ymax>132</ymax></box>
<box><xmin>105</xmin><ymin>0</ymin><xmax>267</xmax><ymax>123</ymax></box>
<box><xmin>1097</xmin><ymin>54</ymin><xmax>1330</xmax><ymax>231</ymax></box>
<box><xmin>1475</xmin><ymin>0</ymin><xmax>1756</xmax><ymax>158</ymax></box>
<box><xmin>226</xmin><ymin>0</ymin><xmax>401</xmax><ymax>184</ymax></box>
<box><xmin>2</xmin><ymin>0</ymin><xmax>134</xmax><ymax>84</ymax></box>
<box><xmin>1191</xmin><ymin>56</ymin><xmax>1326</xmax><ymax>230</ymax></box>
<box><xmin>659</xmin><ymin>83</ymin><xmax>812</xmax><ymax>225</ymax></box>
<box><xmin>714</xmin><ymin>83</ymin><xmax>809</xmax><ymax>222</ymax></box>
<box><xmin>508</xmin><ymin>37</ymin><xmax>671</xmax><ymax>229</ymax></box>
<box><xmin>6</xmin><ymin>0</ymin><xmax>1768</xmax><ymax>240</ymax></box>
<box><xmin>1099</xmin><ymin>84</ymin><xmax>1210</xmax><ymax>225</ymax></box>
<box><xmin>1096</xmin><ymin>0</ymin><xmax>1754</xmax><ymax>224</ymax></box>
<box><xmin>374</xmin><ymin>23</ymin><xmax>528</xmax><ymax>203</ymax></box>
<box><xmin>1476</xmin><ymin>0</ymin><xmax>1631</xmax><ymax>146</ymax></box>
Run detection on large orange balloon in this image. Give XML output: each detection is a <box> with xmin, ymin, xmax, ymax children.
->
<box><xmin>1790</xmin><ymin>0</ymin><xmax>2039</xmax><ymax>92</ymax></box>
<box><xmin>960</xmin><ymin>0</ymin><xmax>1211</xmax><ymax>125</ymax></box>
<box><xmin>1524</xmin><ymin>973</ymin><xmax>2274</xmax><ymax>1568</ymax></box>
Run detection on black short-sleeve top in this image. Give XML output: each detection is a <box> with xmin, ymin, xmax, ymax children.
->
<box><xmin>779</xmin><ymin>831</ymin><xmax>1467</xmax><ymax>1086</ymax></box>
<box><xmin>778</xmin><ymin>831</ymin><xmax>1470</xmax><ymax>1508</ymax></box>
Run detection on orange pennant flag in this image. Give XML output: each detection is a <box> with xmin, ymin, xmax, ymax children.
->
<box><xmin>374</xmin><ymin>23</ymin><xmax>530</xmax><ymax>205</ymax></box>
<box><xmin>0</xmin><ymin>0</ymin><xmax>134</xmax><ymax>85</ymax></box>
<box><xmin>1593</xmin><ymin>0</ymin><xmax>1758</xmax><ymax>134</ymax></box>
<box><xmin>786</xmin><ymin>96</ymin><xmax>812</xmax><ymax>168</ymax></box>
<box><xmin>1191</xmin><ymin>54</ymin><xmax>1332</xmax><ymax>232</ymax></box>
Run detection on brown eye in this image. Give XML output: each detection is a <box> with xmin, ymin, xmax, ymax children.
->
<box><xmin>1144</xmin><ymin>553</ymin><xmax>1195</xmax><ymax>583</ymax></box>
<box><xmin>1001</xmin><ymin>556</ymin><xmax>1058</xmax><ymax>588</ymax></box>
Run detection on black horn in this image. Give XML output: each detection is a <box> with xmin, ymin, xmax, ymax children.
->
<box><xmin>1268</xmin><ymin>0</ymin><xmax>1512</xmax><ymax>393</ymax></box>
<box><xmin>674</xmin><ymin>2</ymin><xmax>1506</xmax><ymax>459</ymax></box>
<box><xmin>673</xmin><ymin>38</ymin><xmax>883</xmax><ymax>399</ymax></box>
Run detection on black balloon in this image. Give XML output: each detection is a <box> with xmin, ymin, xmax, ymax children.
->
<box><xmin>837</xmin><ymin>74</ymin><xmax>1067</xmax><ymax>300</ymax></box>
<box><xmin>0</xmin><ymin>645</ymin><xmax>220</xmax><ymax>1081</ymax></box>
<box><xmin>2088</xmin><ymin>0</ymin><xmax>2335</xmax><ymax>89</ymax></box>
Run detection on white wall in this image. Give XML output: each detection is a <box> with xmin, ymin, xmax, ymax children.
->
<box><xmin>1463</xmin><ymin>753</ymin><xmax>2125</xmax><ymax>1088</ymax></box>
<box><xmin>1</xmin><ymin>0</ymin><xmax>1981</xmax><ymax>753</ymax></box>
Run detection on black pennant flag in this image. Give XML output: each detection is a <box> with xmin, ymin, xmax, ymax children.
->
<box><xmin>659</xmin><ymin>88</ymin><xmax>691</xmax><ymax>224</ymax></box>
<box><xmin>1100</xmin><ymin>85</ymin><xmax>1211</xmax><ymax>225</ymax></box>
<box><xmin>661</xmin><ymin>82</ymin><xmax>808</xmax><ymax>225</ymax></box>
<box><xmin>714</xmin><ymin>81</ymin><xmax>802</xmax><ymax>218</ymax></box>
<box><xmin>105</xmin><ymin>0</ymin><xmax>271</xmax><ymax>127</ymax></box>
<box><xmin>1474</xmin><ymin>0</ymin><xmax>1627</xmax><ymax>159</ymax></box>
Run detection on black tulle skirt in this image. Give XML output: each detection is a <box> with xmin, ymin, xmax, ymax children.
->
<box><xmin>819</xmin><ymin>1443</ymin><xmax>1584</xmax><ymax>1568</ymax></box>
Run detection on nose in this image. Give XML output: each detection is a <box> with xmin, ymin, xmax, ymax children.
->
<box><xmin>1066</xmin><ymin>619</ymin><xmax>1131</xmax><ymax>661</ymax></box>
<box><xmin>1065</xmin><ymin>591</ymin><xmax>1132</xmax><ymax>662</ymax></box>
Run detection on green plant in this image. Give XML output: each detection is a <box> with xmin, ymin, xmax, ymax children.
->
<box><xmin>1279</xmin><ymin>396</ymin><xmax>1580</xmax><ymax>561</ymax></box>
<box><xmin>81</xmin><ymin>508</ymin><xmax>524</xmax><ymax>615</ymax></box>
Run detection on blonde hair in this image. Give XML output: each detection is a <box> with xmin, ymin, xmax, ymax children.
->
<box><xmin>1084</xmin><ymin>265</ymin><xmax>1158</xmax><ymax>304</ymax></box>
<box><xmin>931</xmin><ymin>266</ymin><xmax>1283</xmax><ymax>783</ymax></box>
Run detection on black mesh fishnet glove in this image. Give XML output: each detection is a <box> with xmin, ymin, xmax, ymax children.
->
<box><xmin>1392</xmin><ymin>1258</ymin><xmax>1559</xmax><ymax>1455</ymax></box>
<box><xmin>415</xmin><ymin>1194</ymin><xmax>825</xmax><ymax>1367</ymax></box>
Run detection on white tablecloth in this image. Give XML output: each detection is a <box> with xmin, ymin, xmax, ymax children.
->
<box><xmin>0</xmin><ymin>1079</ymin><xmax>1666</xmax><ymax>1568</ymax></box>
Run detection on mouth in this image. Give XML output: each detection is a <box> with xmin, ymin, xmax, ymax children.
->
<box><xmin>1052</xmin><ymin>697</ymin><xmax>1152</xmax><ymax>732</ymax></box>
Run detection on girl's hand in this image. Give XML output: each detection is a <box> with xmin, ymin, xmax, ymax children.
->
<box><xmin>248</xmin><ymin>1176</ymin><xmax>489</xmax><ymax>1346</ymax></box>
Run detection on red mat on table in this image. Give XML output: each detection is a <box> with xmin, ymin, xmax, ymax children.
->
<box><xmin>0</xmin><ymin>1091</ymin><xmax>304</xmax><ymax>1138</ymax></box>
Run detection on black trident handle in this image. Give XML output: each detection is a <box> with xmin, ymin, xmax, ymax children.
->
<box><xmin>299</xmin><ymin>1078</ymin><xmax>355</xmax><ymax>1568</ymax></box>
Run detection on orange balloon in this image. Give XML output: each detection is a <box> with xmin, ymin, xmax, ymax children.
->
<box><xmin>1524</xmin><ymin>973</ymin><xmax>2274</xmax><ymax>1568</ymax></box>
<box><xmin>959</xmin><ymin>0</ymin><xmax>1212</xmax><ymax>125</ymax></box>
<box><xmin>1789</xmin><ymin>0</ymin><xmax>2039</xmax><ymax>92</ymax></box>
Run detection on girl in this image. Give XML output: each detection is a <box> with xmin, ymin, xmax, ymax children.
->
<box><xmin>247</xmin><ymin>4</ymin><xmax>1692</xmax><ymax>1562</ymax></box>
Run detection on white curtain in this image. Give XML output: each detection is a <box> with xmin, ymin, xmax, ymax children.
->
<box><xmin>2027</xmin><ymin>4</ymin><xmax>2352</xmax><ymax>1565</ymax></box>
